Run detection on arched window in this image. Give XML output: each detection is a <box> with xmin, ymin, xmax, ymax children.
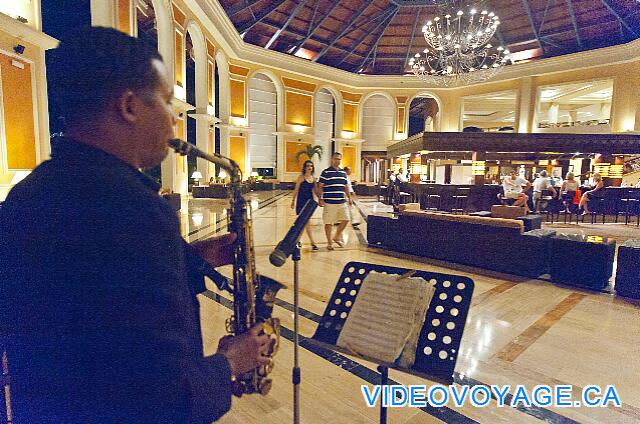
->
<box><xmin>314</xmin><ymin>88</ymin><xmax>337</xmax><ymax>171</ymax></box>
<box><xmin>248</xmin><ymin>73</ymin><xmax>278</xmax><ymax>177</ymax></box>
<box><xmin>408</xmin><ymin>96</ymin><xmax>439</xmax><ymax>137</ymax></box>
<box><xmin>361</xmin><ymin>94</ymin><xmax>395</xmax><ymax>152</ymax></box>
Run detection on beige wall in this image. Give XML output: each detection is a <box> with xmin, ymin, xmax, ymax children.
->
<box><xmin>0</xmin><ymin>9</ymin><xmax>56</xmax><ymax>200</ymax></box>
<box><xmin>5</xmin><ymin>1</ymin><xmax>637</xmax><ymax>197</ymax></box>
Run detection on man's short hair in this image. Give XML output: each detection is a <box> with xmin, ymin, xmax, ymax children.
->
<box><xmin>332</xmin><ymin>152</ymin><xmax>342</xmax><ymax>157</ymax></box>
<box><xmin>47</xmin><ymin>27</ymin><xmax>163</xmax><ymax>128</ymax></box>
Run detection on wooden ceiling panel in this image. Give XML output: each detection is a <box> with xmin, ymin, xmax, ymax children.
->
<box><xmin>220</xmin><ymin>0</ymin><xmax>640</xmax><ymax>75</ymax></box>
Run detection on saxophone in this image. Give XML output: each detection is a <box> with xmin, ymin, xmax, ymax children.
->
<box><xmin>169</xmin><ymin>139</ymin><xmax>284</xmax><ymax>396</ymax></box>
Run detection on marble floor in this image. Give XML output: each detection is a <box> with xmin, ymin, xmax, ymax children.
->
<box><xmin>180</xmin><ymin>191</ymin><xmax>640</xmax><ymax>424</ymax></box>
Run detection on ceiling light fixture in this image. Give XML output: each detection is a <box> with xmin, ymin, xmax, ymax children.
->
<box><xmin>409</xmin><ymin>1</ymin><xmax>511</xmax><ymax>87</ymax></box>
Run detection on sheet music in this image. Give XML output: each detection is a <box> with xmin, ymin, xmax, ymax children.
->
<box><xmin>336</xmin><ymin>271</ymin><xmax>435</xmax><ymax>367</ymax></box>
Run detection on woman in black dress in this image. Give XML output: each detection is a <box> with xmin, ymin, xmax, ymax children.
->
<box><xmin>291</xmin><ymin>160</ymin><xmax>318</xmax><ymax>250</ymax></box>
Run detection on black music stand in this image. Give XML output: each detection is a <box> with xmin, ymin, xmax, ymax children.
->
<box><xmin>310</xmin><ymin>261</ymin><xmax>474</xmax><ymax>424</ymax></box>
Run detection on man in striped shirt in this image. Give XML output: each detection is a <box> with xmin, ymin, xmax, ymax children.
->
<box><xmin>318</xmin><ymin>152</ymin><xmax>352</xmax><ymax>250</ymax></box>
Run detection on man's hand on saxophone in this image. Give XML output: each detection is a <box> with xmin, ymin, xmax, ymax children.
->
<box><xmin>192</xmin><ymin>233</ymin><xmax>272</xmax><ymax>377</ymax></box>
<box><xmin>191</xmin><ymin>232</ymin><xmax>237</xmax><ymax>267</ymax></box>
<box><xmin>217</xmin><ymin>325</ymin><xmax>272</xmax><ymax>376</ymax></box>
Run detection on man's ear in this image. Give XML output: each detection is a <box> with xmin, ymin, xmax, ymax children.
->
<box><xmin>115</xmin><ymin>90</ymin><xmax>139</xmax><ymax>124</ymax></box>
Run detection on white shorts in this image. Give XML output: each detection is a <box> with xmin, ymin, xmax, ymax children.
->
<box><xmin>504</xmin><ymin>192</ymin><xmax>523</xmax><ymax>199</ymax></box>
<box><xmin>323</xmin><ymin>202</ymin><xmax>349</xmax><ymax>224</ymax></box>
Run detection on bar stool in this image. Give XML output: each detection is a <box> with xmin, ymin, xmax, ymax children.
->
<box><xmin>629</xmin><ymin>197</ymin><xmax>640</xmax><ymax>226</ymax></box>
<box><xmin>451</xmin><ymin>188</ymin><xmax>471</xmax><ymax>214</ymax></box>
<box><xmin>535</xmin><ymin>189</ymin><xmax>554</xmax><ymax>221</ymax></box>
<box><xmin>587</xmin><ymin>196</ymin><xmax>607</xmax><ymax>224</ymax></box>
<box><xmin>548</xmin><ymin>192</ymin><xmax>565</xmax><ymax>223</ymax></box>
<box><xmin>399</xmin><ymin>192</ymin><xmax>412</xmax><ymax>204</ymax></box>
<box><xmin>377</xmin><ymin>184</ymin><xmax>387</xmax><ymax>203</ymax></box>
<box><xmin>560</xmin><ymin>191</ymin><xmax>576</xmax><ymax>223</ymax></box>
<box><xmin>425</xmin><ymin>194</ymin><xmax>441</xmax><ymax>211</ymax></box>
<box><xmin>423</xmin><ymin>187</ymin><xmax>442</xmax><ymax>211</ymax></box>
<box><xmin>617</xmin><ymin>190</ymin><xmax>639</xmax><ymax>225</ymax></box>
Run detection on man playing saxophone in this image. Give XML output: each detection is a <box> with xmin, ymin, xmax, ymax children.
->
<box><xmin>0</xmin><ymin>27</ymin><xmax>266</xmax><ymax>423</ymax></box>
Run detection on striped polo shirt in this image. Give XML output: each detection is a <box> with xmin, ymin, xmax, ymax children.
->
<box><xmin>319</xmin><ymin>167</ymin><xmax>348</xmax><ymax>204</ymax></box>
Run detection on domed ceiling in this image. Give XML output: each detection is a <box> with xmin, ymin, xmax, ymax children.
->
<box><xmin>218</xmin><ymin>0</ymin><xmax>640</xmax><ymax>74</ymax></box>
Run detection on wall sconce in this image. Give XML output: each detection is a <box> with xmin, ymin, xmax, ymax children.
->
<box><xmin>593</xmin><ymin>163</ymin><xmax>610</xmax><ymax>177</ymax></box>
<box><xmin>341</xmin><ymin>131</ymin><xmax>354</xmax><ymax>140</ymax></box>
<box><xmin>608</xmin><ymin>164</ymin><xmax>623</xmax><ymax>178</ymax></box>
<box><xmin>191</xmin><ymin>212</ymin><xmax>204</xmax><ymax>227</ymax></box>
<box><xmin>230</xmin><ymin>116</ymin><xmax>248</xmax><ymax>127</ymax></box>
<box><xmin>292</xmin><ymin>125</ymin><xmax>305</xmax><ymax>134</ymax></box>
<box><xmin>471</xmin><ymin>161</ymin><xmax>486</xmax><ymax>176</ymax></box>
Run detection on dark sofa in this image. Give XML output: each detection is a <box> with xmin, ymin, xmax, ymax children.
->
<box><xmin>368</xmin><ymin>211</ymin><xmax>555</xmax><ymax>278</ymax></box>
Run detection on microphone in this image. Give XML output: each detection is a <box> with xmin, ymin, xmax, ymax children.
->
<box><xmin>269</xmin><ymin>199</ymin><xmax>318</xmax><ymax>267</ymax></box>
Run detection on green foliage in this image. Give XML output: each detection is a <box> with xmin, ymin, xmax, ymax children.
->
<box><xmin>295</xmin><ymin>144</ymin><xmax>324</xmax><ymax>162</ymax></box>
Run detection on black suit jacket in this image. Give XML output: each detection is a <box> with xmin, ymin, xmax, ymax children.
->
<box><xmin>0</xmin><ymin>138</ymin><xmax>231</xmax><ymax>423</ymax></box>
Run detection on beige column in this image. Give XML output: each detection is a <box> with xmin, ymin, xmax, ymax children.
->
<box><xmin>610</xmin><ymin>75</ymin><xmax>638</xmax><ymax>132</ymax></box>
<box><xmin>517</xmin><ymin>76</ymin><xmax>533</xmax><ymax>133</ymax></box>
<box><xmin>548</xmin><ymin>103</ymin><xmax>560</xmax><ymax>125</ymax></box>
<box><xmin>36</xmin><ymin>48</ymin><xmax>51</xmax><ymax>161</ymax></box>
<box><xmin>600</xmin><ymin>103</ymin><xmax>611</xmax><ymax>122</ymax></box>
<box><xmin>90</xmin><ymin>0</ymin><xmax>116</xmax><ymax>28</ymax></box>
<box><xmin>569</xmin><ymin>110</ymin><xmax>578</xmax><ymax>124</ymax></box>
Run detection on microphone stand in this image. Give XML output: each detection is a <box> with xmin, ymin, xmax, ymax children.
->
<box><xmin>292</xmin><ymin>243</ymin><xmax>301</xmax><ymax>424</ymax></box>
<box><xmin>268</xmin><ymin>199</ymin><xmax>317</xmax><ymax>424</ymax></box>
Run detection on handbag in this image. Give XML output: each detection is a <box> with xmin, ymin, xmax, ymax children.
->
<box><xmin>573</xmin><ymin>189</ymin><xmax>581</xmax><ymax>205</ymax></box>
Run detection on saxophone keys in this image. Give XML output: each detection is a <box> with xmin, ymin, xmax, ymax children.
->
<box><xmin>265</xmin><ymin>358</ymin><xmax>275</xmax><ymax>373</ymax></box>
<box><xmin>257</xmin><ymin>378</ymin><xmax>272</xmax><ymax>395</ymax></box>
<box><xmin>225</xmin><ymin>316</ymin><xmax>234</xmax><ymax>334</ymax></box>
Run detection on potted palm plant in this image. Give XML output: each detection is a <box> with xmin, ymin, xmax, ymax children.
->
<box><xmin>295</xmin><ymin>144</ymin><xmax>324</xmax><ymax>163</ymax></box>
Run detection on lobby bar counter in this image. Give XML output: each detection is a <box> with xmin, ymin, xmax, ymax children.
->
<box><xmin>396</xmin><ymin>184</ymin><xmax>640</xmax><ymax>220</ymax></box>
<box><xmin>399</xmin><ymin>183</ymin><xmax>502</xmax><ymax>212</ymax></box>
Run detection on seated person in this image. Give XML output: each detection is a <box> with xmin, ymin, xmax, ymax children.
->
<box><xmin>502</xmin><ymin>170</ymin><xmax>531</xmax><ymax>212</ymax></box>
<box><xmin>532</xmin><ymin>170</ymin><xmax>557</xmax><ymax>212</ymax></box>
<box><xmin>579</xmin><ymin>172</ymin><xmax>604</xmax><ymax>215</ymax></box>
<box><xmin>561</xmin><ymin>172</ymin><xmax>579</xmax><ymax>212</ymax></box>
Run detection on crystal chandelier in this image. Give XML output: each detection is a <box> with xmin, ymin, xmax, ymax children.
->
<box><xmin>409</xmin><ymin>3</ymin><xmax>511</xmax><ymax>86</ymax></box>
